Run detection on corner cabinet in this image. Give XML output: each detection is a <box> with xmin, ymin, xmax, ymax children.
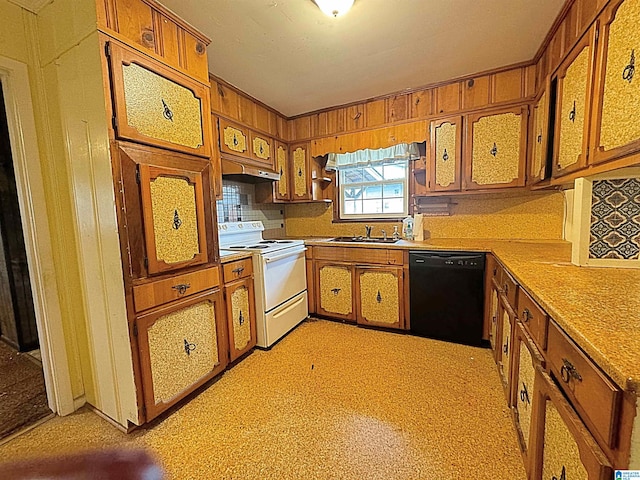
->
<box><xmin>428</xmin><ymin>116</ymin><xmax>463</xmax><ymax>192</ymax></box>
<box><xmin>106</xmin><ymin>41</ymin><xmax>212</xmax><ymax>158</ymax></box>
<box><xmin>135</xmin><ymin>290</ymin><xmax>228</xmax><ymax>420</ymax></box>
<box><xmin>463</xmin><ymin>106</ymin><xmax>528</xmax><ymax>190</ymax></box>
<box><xmin>290</xmin><ymin>142</ymin><xmax>312</xmax><ymax>201</ymax></box>
<box><xmin>552</xmin><ymin>26</ymin><xmax>598</xmax><ymax>177</ymax></box>
<box><xmin>590</xmin><ymin>0</ymin><xmax>640</xmax><ymax>165</ymax></box>
<box><xmin>355</xmin><ymin>266</ymin><xmax>404</xmax><ymax>329</ymax></box>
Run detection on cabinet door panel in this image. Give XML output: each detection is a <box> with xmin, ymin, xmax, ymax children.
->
<box><xmin>355</xmin><ymin>266</ymin><xmax>403</xmax><ymax>330</ymax></box>
<box><xmin>218</xmin><ymin>118</ymin><xmax>249</xmax><ymax>157</ymax></box>
<box><xmin>274</xmin><ymin>142</ymin><xmax>291</xmax><ymax>201</ymax></box>
<box><xmin>497</xmin><ymin>295</ymin><xmax>515</xmax><ymax>405</ymax></box>
<box><xmin>530</xmin><ymin>83</ymin><xmax>550</xmax><ymax>184</ymax></box>
<box><xmin>291</xmin><ymin>143</ymin><xmax>312</xmax><ymax>201</ymax></box>
<box><xmin>225</xmin><ymin>277</ymin><xmax>257</xmax><ymax>362</ymax></box>
<box><xmin>136</xmin><ymin>290</ymin><xmax>227</xmax><ymax>420</ymax></box>
<box><xmin>249</xmin><ymin>131</ymin><xmax>274</xmax><ymax>169</ymax></box>
<box><xmin>108</xmin><ymin>41</ymin><xmax>211</xmax><ymax>158</ymax></box>
<box><xmin>464</xmin><ymin>106</ymin><xmax>528</xmax><ymax>189</ymax></box>
<box><xmin>553</xmin><ymin>27</ymin><xmax>597</xmax><ymax>177</ymax></box>
<box><xmin>316</xmin><ymin>262</ymin><xmax>355</xmax><ymax>321</ymax></box>
<box><xmin>591</xmin><ymin>0</ymin><xmax>640</xmax><ymax>164</ymax></box>
<box><xmin>429</xmin><ymin>116</ymin><xmax>462</xmax><ymax>191</ymax></box>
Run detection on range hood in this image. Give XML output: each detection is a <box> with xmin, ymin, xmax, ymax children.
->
<box><xmin>220</xmin><ymin>159</ymin><xmax>280</xmax><ymax>182</ymax></box>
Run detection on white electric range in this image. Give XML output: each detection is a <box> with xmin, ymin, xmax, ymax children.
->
<box><xmin>218</xmin><ymin>222</ymin><xmax>308</xmax><ymax>348</ymax></box>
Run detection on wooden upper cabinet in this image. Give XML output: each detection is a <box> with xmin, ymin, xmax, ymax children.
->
<box><xmin>274</xmin><ymin>142</ymin><xmax>291</xmax><ymax>201</ymax></box>
<box><xmin>552</xmin><ymin>26</ymin><xmax>598</xmax><ymax>177</ymax></box>
<box><xmin>107</xmin><ymin>41</ymin><xmax>212</xmax><ymax>158</ymax></box>
<box><xmin>464</xmin><ymin>106</ymin><xmax>528</xmax><ymax>190</ymax></box>
<box><xmin>591</xmin><ymin>0</ymin><xmax>640</xmax><ymax>165</ymax></box>
<box><xmin>462</xmin><ymin>77</ymin><xmax>491</xmax><ymax>110</ymax></box>
<box><xmin>290</xmin><ymin>142</ymin><xmax>312</xmax><ymax>201</ymax></box>
<box><xmin>530</xmin><ymin>80</ymin><xmax>551</xmax><ymax>185</ymax></box>
<box><xmin>410</xmin><ymin>89</ymin><xmax>434</xmax><ymax>118</ymax></box>
<box><xmin>249</xmin><ymin>131</ymin><xmax>274</xmax><ymax>169</ymax></box>
<box><xmin>346</xmin><ymin>104</ymin><xmax>365</xmax><ymax>131</ymax></box>
<box><xmin>97</xmin><ymin>0</ymin><xmax>210</xmax><ymax>84</ymax></box>
<box><xmin>366</xmin><ymin>99</ymin><xmax>386</xmax><ymax>127</ymax></box>
<box><xmin>429</xmin><ymin>116</ymin><xmax>463</xmax><ymax>192</ymax></box>
<box><xmin>218</xmin><ymin>117</ymin><xmax>249</xmax><ymax>158</ymax></box>
<box><xmin>210</xmin><ymin>80</ymin><xmax>240</xmax><ymax>120</ymax></box>
<box><xmin>492</xmin><ymin>68</ymin><xmax>524</xmax><ymax>105</ymax></box>
<box><xmin>386</xmin><ymin>95</ymin><xmax>409</xmax><ymax>123</ymax></box>
<box><xmin>435</xmin><ymin>82</ymin><xmax>462</xmax><ymax>114</ymax></box>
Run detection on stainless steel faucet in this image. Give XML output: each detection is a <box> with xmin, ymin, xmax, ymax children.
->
<box><xmin>365</xmin><ymin>225</ymin><xmax>373</xmax><ymax>239</ymax></box>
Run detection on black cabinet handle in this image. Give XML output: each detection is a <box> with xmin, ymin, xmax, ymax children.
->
<box><xmin>442</xmin><ymin>148</ymin><xmax>449</xmax><ymax>162</ymax></box>
<box><xmin>568</xmin><ymin>100</ymin><xmax>576</xmax><ymax>123</ymax></box>
<box><xmin>623</xmin><ymin>49</ymin><xmax>635</xmax><ymax>83</ymax></box>
<box><xmin>232</xmin><ymin>266</ymin><xmax>245</xmax><ymax>275</ymax></box>
<box><xmin>184</xmin><ymin>339</ymin><xmax>196</xmax><ymax>356</ymax></box>
<box><xmin>331</xmin><ymin>288</ymin><xmax>341</xmax><ymax>295</ymax></box>
<box><xmin>521</xmin><ymin>308</ymin><xmax>531</xmax><ymax>323</ymax></box>
<box><xmin>519</xmin><ymin>382</ymin><xmax>530</xmax><ymax>405</ymax></box>
<box><xmin>172</xmin><ymin>283</ymin><xmax>191</xmax><ymax>295</ymax></box>
<box><xmin>376</xmin><ymin>291</ymin><xmax>382</xmax><ymax>303</ymax></box>
<box><xmin>490</xmin><ymin>143</ymin><xmax>498</xmax><ymax>157</ymax></box>
<box><xmin>552</xmin><ymin>465</ymin><xmax>566</xmax><ymax>480</ymax></box>
<box><xmin>298</xmin><ymin>168</ymin><xmax>303</xmax><ymax>177</ymax></box>
<box><xmin>238</xmin><ymin>310</ymin><xmax>244</xmax><ymax>326</ymax></box>
<box><xmin>162</xmin><ymin>99</ymin><xmax>173</xmax><ymax>122</ymax></box>
<box><xmin>173</xmin><ymin>209</ymin><xmax>182</xmax><ymax>230</ymax></box>
<box><xmin>560</xmin><ymin>358</ymin><xmax>582</xmax><ymax>383</ymax></box>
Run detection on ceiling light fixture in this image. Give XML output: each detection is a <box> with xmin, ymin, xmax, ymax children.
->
<box><xmin>314</xmin><ymin>0</ymin><xmax>354</xmax><ymax>17</ymax></box>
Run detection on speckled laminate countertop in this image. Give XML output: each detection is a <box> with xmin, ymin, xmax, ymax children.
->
<box><xmin>220</xmin><ymin>251</ymin><xmax>253</xmax><ymax>263</ymax></box>
<box><xmin>304</xmin><ymin>237</ymin><xmax>640</xmax><ymax>393</ymax></box>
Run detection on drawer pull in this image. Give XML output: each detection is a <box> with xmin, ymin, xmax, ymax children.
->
<box><xmin>521</xmin><ymin>308</ymin><xmax>531</xmax><ymax>323</ymax></box>
<box><xmin>492</xmin><ymin>267</ymin><xmax>497</xmax><ymax>276</ymax></box>
<box><xmin>238</xmin><ymin>310</ymin><xmax>244</xmax><ymax>326</ymax></box>
<box><xmin>232</xmin><ymin>266</ymin><xmax>245</xmax><ymax>275</ymax></box>
<box><xmin>183</xmin><ymin>339</ymin><xmax>196</xmax><ymax>356</ymax></box>
<box><xmin>331</xmin><ymin>288</ymin><xmax>341</xmax><ymax>295</ymax></box>
<box><xmin>519</xmin><ymin>382</ymin><xmax>530</xmax><ymax>406</ymax></box>
<box><xmin>503</xmin><ymin>282</ymin><xmax>509</xmax><ymax>295</ymax></box>
<box><xmin>172</xmin><ymin>283</ymin><xmax>191</xmax><ymax>295</ymax></box>
<box><xmin>560</xmin><ymin>358</ymin><xmax>582</xmax><ymax>383</ymax></box>
<box><xmin>552</xmin><ymin>465</ymin><xmax>566</xmax><ymax>480</ymax></box>
<box><xmin>503</xmin><ymin>338</ymin><xmax>509</xmax><ymax>354</ymax></box>
<box><xmin>376</xmin><ymin>290</ymin><xmax>382</xmax><ymax>303</ymax></box>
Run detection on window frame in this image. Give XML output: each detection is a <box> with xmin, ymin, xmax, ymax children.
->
<box><xmin>335</xmin><ymin>160</ymin><xmax>410</xmax><ymax>221</ymax></box>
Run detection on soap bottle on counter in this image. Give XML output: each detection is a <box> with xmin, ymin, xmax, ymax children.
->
<box><xmin>402</xmin><ymin>216</ymin><xmax>414</xmax><ymax>241</ymax></box>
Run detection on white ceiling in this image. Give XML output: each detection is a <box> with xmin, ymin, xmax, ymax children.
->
<box><xmin>160</xmin><ymin>0</ymin><xmax>565</xmax><ymax>117</ymax></box>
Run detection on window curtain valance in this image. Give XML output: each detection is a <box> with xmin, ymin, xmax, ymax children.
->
<box><xmin>326</xmin><ymin>142</ymin><xmax>419</xmax><ymax>170</ymax></box>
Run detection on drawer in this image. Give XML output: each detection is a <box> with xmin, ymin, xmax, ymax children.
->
<box><xmin>133</xmin><ymin>266</ymin><xmax>220</xmax><ymax>312</ymax></box>
<box><xmin>546</xmin><ymin>321</ymin><xmax>621</xmax><ymax>449</ymax></box>
<box><xmin>486</xmin><ymin>254</ymin><xmax>502</xmax><ymax>284</ymax></box>
<box><xmin>501</xmin><ymin>269</ymin><xmax>518</xmax><ymax>308</ymax></box>
<box><xmin>223</xmin><ymin>257</ymin><xmax>253</xmax><ymax>282</ymax></box>
<box><xmin>517</xmin><ymin>288</ymin><xmax>548</xmax><ymax>351</ymax></box>
<box><xmin>314</xmin><ymin>246</ymin><xmax>400</xmax><ymax>265</ymax></box>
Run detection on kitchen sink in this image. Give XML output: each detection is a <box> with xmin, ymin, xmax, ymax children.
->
<box><xmin>330</xmin><ymin>236</ymin><xmax>399</xmax><ymax>244</ymax></box>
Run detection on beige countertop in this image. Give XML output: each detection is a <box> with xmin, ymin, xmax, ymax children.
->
<box><xmin>220</xmin><ymin>251</ymin><xmax>253</xmax><ymax>264</ymax></box>
<box><xmin>303</xmin><ymin>237</ymin><xmax>640</xmax><ymax>393</ymax></box>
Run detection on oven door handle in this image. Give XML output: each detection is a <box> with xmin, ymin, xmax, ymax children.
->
<box><xmin>264</xmin><ymin>247</ymin><xmax>307</xmax><ymax>263</ymax></box>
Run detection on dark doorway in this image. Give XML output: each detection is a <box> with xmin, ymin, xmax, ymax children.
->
<box><xmin>0</xmin><ymin>80</ymin><xmax>51</xmax><ymax>439</ymax></box>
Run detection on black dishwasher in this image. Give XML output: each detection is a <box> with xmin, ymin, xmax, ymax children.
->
<box><xmin>409</xmin><ymin>251</ymin><xmax>485</xmax><ymax>347</ymax></box>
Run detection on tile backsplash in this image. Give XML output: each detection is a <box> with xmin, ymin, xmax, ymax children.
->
<box><xmin>216</xmin><ymin>180</ymin><xmax>285</xmax><ymax>238</ymax></box>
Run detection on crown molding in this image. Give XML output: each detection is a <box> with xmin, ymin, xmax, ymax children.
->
<box><xmin>8</xmin><ymin>0</ymin><xmax>53</xmax><ymax>14</ymax></box>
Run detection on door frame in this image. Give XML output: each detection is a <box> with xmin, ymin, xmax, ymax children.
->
<box><xmin>0</xmin><ymin>55</ymin><xmax>74</xmax><ymax>415</ymax></box>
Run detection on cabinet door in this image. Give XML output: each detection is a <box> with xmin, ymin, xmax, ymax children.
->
<box><xmin>274</xmin><ymin>142</ymin><xmax>291</xmax><ymax>201</ymax></box>
<box><xmin>497</xmin><ymin>295</ymin><xmax>516</xmax><ymax>405</ymax></box>
<box><xmin>429</xmin><ymin>116</ymin><xmax>463</xmax><ymax>192</ymax></box>
<box><xmin>225</xmin><ymin>277</ymin><xmax>257</xmax><ymax>362</ymax></box>
<box><xmin>552</xmin><ymin>27</ymin><xmax>598</xmax><ymax>177</ymax></box>
<box><xmin>530</xmin><ymin>81</ymin><xmax>551</xmax><ymax>184</ymax></box>
<box><xmin>107</xmin><ymin>41</ymin><xmax>212</xmax><ymax>158</ymax></box>
<box><xmin>136</xmin><ymin>290</ymin><xmax>228</xmax><ymax>421</ymax></box>
<box><xmin>249</xmin><ymin>131</ymin><xmax>274</xmax><ymax>169</ymax></box>
<box><xmin>530</xmin><ymin>369</ymin><xmax>613</xmax><ymax>480</ymax></box>
<box><xmin>315</xmin><ymin>261</ymin><xmax>355</xmax><ymax>321</ymax></box>
<box><xmin>139</xmin><ymin>164</ymin><xmax>209</xmax><ymax>275</ymax></box>
<box><xmin>488</xmin><ymin>279</ymin><xmax>502</xmax><ymax>362</ymax></box>
<box><xmin>291</xmin><ymin>142</ymin><xmax>312</xmax><ymax>201</ymax></box>
<box><xmin>218</xmin><ymin>117</ymin><xmax>249</xmax><ymax>158</ymax></box>
<box><xmin>591</xmin><ymin>0</ymin><xmax>640</xmax><ymax>165</ymax></box>
<box><xmin>511</xmin><ymin>322</ymin><xmax>545</xmax><ymax>477</ymax></box>
<box><xmin>464</xmin><ymin>106</ymin><xmax>528</xmax><ymax>190</ymax></box>
<box><xmin>355</xmin><ymin>266</ymin><xmax>404</xmax><ymax>330</ymax></box>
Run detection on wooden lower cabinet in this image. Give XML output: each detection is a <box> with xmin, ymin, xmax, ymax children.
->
<box><xmin>315</xmin><ymin>261</ymin><xmax>355</xmax><ymax>322</ymax></box>
<box><xmin>511</xmin><ymin>322</ymin><xmax>545</xmax><ymax>477</ymax></box>
<box><xmin>530</xmin><ymin>369</ymin><xmax>613</xmax><ymax>480</ymax></box>
<box><xmin>497</xmin><ymin>294</ymin><xmax>516</xmax><ymax>404</ymax></box>
<box><xmin>488</xmin><ymin>278</ymin><xmax>501</xmax><ymax>360</ymax></box>
<box><xmin>355</xmin><ymin>266</ymin><xmax>404</xmax><ymax>330</ymax></box>
<box><xmin>135</xmin><ymin>289</ymin><xmax>228</xmax><ymax>420</ymax></box>
<box><xmin>224</xmin><ymin>277</ymin><xmax>257</xmax><ymax>362</ymax></box>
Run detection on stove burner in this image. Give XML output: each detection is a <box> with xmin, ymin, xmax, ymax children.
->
<box><xmin>249</xmin><ymin>245</ymin><xmax>270</xmax><ymax>249</ymax></box>
<box><xmin>277</xmin><ymin>240</ymin><xmax>294</xmax><ymax>243</ymax></box>
<box><xmin>259</xmin><ymin>240</ymin><xmax>277</xmax><ymax>244</ymax></box>
<box><xmin>229</xmin><ymin>246</ymin><xmax>247</xmax><ymax>249</ymax></box>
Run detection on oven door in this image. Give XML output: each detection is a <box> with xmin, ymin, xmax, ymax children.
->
<box><xmin>261</xmin><ymin>247</ymin><xmax>307</xmax><ymax>312</ymax></box>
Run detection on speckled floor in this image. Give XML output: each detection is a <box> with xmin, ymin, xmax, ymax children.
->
<box><xmin>0</xmin><ymin>319</ymin><xmax>526</xmax><ymax>479</ymax></box>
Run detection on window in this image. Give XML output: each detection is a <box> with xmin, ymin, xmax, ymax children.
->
<box><xmin>338</xmin><ymin>160</ymin><xmax>409</xmax><ymax>219</ymax></box>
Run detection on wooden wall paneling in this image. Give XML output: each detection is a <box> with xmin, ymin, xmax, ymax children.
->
<box><xmin>156</xmin><ymin>14</ymin><xmax>180</xmax><ymax>68</ymax></box>
<box><xmin>326</xmin><ymin>108</ymin><xmax>346</xmax><ymax>134</ymax></box>
<box><xmin>254</xmin><ymin>103</ymin><xmax>271</xmax><ymax>133</ymax></box>
<box><xmin>112</xmin><ymin>0</ymin><xmax>156</xmax><ymax>55</ymax></box>
<box><xmin>214</xmin><ymin>82</ymin><xmax>239</xmax><ymax>120</ymax></box>
<box><xmin>491</xmin><ymin>68</ymin><xmax>524</xmax><ymax>104</ymax></box>
<box><xmin>267</xmin><ymin>110</ymin><xmax>278</xmax><ymax>137</ymax></box>
<box><xmin>579</xmin><ymin>0</ymin><xmax>600</xmax><ymax>31</ymax></box>
<box><xmin>564</xmin><ymin>1</ymin><xmax>580</xmax><ymax>55</ymax></box>
<box><xmin>237</xmin><ymin>94</ymin><xmax>255</xmax><ymax>127</ymax></box>
<box><xmin>549</xmin><ymin>24</ymin><xmax>566</xmax><ymax>73</ymax></box>
<box><xmin>536</xmin><ymin>51</ymin><xmax>549</xmax><ymax>92</ymax></box>
<box><xmin>346</xmin><ymin>103</ymin><xmax>365</xmax><ymax>131</ymax></box>
<box><xmin>311</xmin><ymin>111</ymin><xmax>328</xmax><ymax>137</ymax></box>
<box><xmin>410</xmin><ymin>89</ymin><xmax>433</xmax><ymax>118</ymax></box>
<box><xmin>180</xmin><ymin>30</ymin><xmax>208</xmax><ymax>84</ymax></box>
<box><xmin>525</xmin><ymin>64</ymin><xmax>538</xmax><ymax>98</ymax></box>
<box><xmin>277</xmin><ymin>116</ymin><xmax>288</xmax><ymax>141</ymax></box>
<box><xmin>435</xmin><ymin>82</ymin><xmax>462</xmax><ymax>114</ymax></box>
<box><xmin>462</xmin><ymin>76</ymin><xmax>491</xmax><ymax>110</ymax></box>
<box><xmin>386</xmin><ymin>95</ymin><xmax>409</xmax><ymax>123</ymax></box>
<box><xmin>365</xmin><ymin>99</ymin><xmax>386</xmax><ymax>127</ymax></box>
<box><xmin>292</xmin><ymin>116</ymin><xmax>311</xmax><ymax>141</ymax></box>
